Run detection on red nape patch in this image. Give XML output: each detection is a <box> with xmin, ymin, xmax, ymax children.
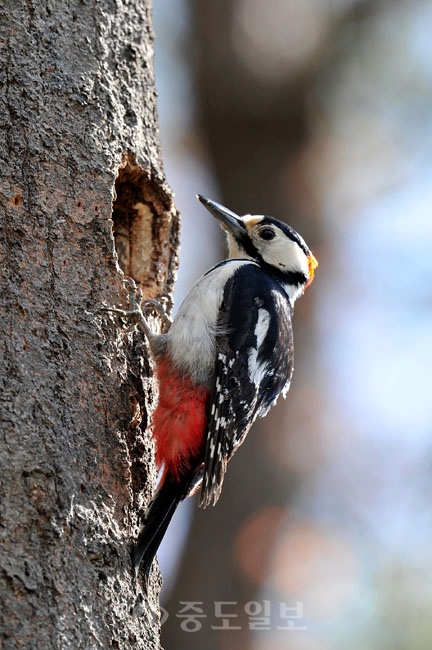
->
<box><xmin>152</xmin><ymin>355</ymin><xmax>209</xmax><ymax>481</ymax></box>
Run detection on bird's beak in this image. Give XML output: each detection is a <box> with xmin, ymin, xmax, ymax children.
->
<box><xmin>197</xmin><ymin>195</ymin><xmax>247</xmax><ymax>238</ymax></box>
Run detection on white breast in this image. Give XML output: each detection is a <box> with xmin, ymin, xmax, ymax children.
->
<box><xmin>167</xmin><ymin>260</ymin><xmax>254</xmax><ymax>385</ymax></box>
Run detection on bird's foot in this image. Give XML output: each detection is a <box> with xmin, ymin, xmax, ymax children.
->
<box><xmin>102</xmin><ymin>277</ymin><xmax>171</xmax><ymax>344</ymax></box>
<box><xmin>102</xmin><ymin>277</ymin><xmax>147</xmax><ymax>333</ymax></box>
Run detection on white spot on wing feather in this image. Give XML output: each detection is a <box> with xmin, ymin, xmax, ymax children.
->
<box><xmin>255</xmin><ymin>308</ymin><xmax>270</xmax><ymax>347</ymax></box>
<box><xmin>247</xmin><ymin>308</ymin><xmax>270</xmax><ymax>386</ymax></box>
<box><xmin>248</xmin><ymin>348</ymin><xmax>269</xmax><ymax>386</ymax></box>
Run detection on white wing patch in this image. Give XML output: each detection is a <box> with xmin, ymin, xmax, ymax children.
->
<box><xmin>255</xmin><ymin>308</ymin><xmax>270</xmax><ymax>347</ymax></box>
<box><xmin>248</xmin><ymin>308</ymin><xmax>270</xmax><ymax>386</ymax></box>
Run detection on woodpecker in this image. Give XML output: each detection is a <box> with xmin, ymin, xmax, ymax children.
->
<box><xmin>115</xmin><ymin>195</ymin><xmax>318</xmax><ymax>584</ymax></box>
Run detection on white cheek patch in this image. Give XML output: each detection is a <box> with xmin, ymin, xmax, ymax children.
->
<box><xmin>260</xmin><ymin>231</ymin><xmax>309</xmax><ymax>275</ymax></box>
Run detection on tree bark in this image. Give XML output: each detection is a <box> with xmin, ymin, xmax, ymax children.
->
<box><xmin>0</xmin><ymin>1</ymin><xmax>178</xmax><ymax>649</ymax></box>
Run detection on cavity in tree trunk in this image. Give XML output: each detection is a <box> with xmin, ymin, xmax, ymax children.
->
<box><xmin>0</xmin><ymin>1</ymin><xmax>178</xmax><ymax>648</ymax></box>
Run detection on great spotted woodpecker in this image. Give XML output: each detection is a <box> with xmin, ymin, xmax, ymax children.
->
<box><xmin>114</xmin><ymin>195</ymin><xmax>317</xmax><ymax>583</ymax></box>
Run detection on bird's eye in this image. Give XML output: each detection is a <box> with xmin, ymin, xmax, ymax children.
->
<box><xmin>259</xmin><ymin>228</ymin><xmax>275</xmax><ymax>241</ymax></box>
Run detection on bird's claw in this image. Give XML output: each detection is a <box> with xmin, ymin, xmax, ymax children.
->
<box><xmin>101</xmin><ymin>276</ymin><xmax>171</xmax><ymax>335</ymax></box>
<box><xmin>141</xmin><ymin>299</ymin><xmax>171</xmax><ymax>333</ymax></box>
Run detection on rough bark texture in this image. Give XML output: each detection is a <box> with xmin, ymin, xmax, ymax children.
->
<box><xmin>0</xmin><ymin>1</ymin><xmax>178</xmax><ymax>649</ymax></box>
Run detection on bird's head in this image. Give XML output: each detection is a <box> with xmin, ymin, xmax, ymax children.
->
<box><xmin>197</xmin><ymin>194</ymin><xmax>318</xmax><ymax>302</ymax></box>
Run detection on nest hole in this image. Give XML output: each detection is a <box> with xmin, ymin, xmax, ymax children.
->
<box><xmin>112</xmin><ymin>154</ymin><xmax>154</xmax><ymax>286</ymax></box>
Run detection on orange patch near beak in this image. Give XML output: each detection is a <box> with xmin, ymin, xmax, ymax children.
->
<box><xmin>305</xmin><ymin>254</ymin><xmax>318</xmax><ymax>289</ymax></box>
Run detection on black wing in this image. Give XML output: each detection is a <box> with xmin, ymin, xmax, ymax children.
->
<box><xmin>199</xmin><ymin>264</ymin><xmax>294</xmax><ymax>508</ymax></box>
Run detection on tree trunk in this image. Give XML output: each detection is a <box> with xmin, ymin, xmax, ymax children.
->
<box><xmin>0</xmin><ymin>1</ymin><xmax>178</xmax><ymax>648</ymax></box>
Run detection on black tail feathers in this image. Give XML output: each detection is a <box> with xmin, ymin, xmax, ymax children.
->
<box><xmin>132</xmin><ymin>475</ymin><xmax>190</xmax><ymax>584</ymax></box>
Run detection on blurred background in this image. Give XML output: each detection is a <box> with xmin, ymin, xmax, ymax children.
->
<box><xmin>153</xmin><ymin>1</ymin><xmax>432</xmax><ymax>648</ymax></box>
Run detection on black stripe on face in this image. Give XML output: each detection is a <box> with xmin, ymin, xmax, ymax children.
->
<box><xmin>258</xmin><ymin>265</ymin><xmax>307</xmax><ymax>291</ymax></box>
<box><xmin>234</xmin><ymin>235</ymin><xmax>308</xmax><ymax>288</ymax></box>
<box><xmin>236</xmin><ymin>231</ymin><xmax>261</xmax><ymax>259</ymax></box>
<box><xmin>259</xmin><ymin>216</ymin><xmax>311</xmax><ymax>257</ymax></box>
<box><xmin>233</xmin><ymin>218</ymin><xmax>309</xmax><ymax>288</ymax></box>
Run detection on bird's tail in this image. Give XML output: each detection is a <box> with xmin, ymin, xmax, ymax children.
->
<box><xmin>132</xmin><ymin>474</ymin><xmax>190</xmax><ymax>583</ymax></box>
